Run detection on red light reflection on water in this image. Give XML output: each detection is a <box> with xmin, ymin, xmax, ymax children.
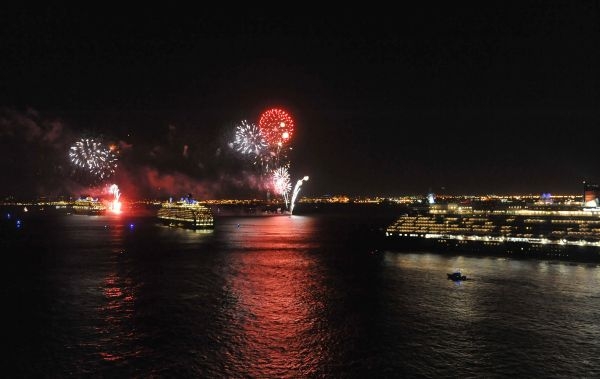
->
<box><xmin>103</xmin><ymin>276</ymin><xmax>124</xmax><ymax>299</ymax></box>
<box><xmin>224</xmin><ymin>216</ymin><xmax>328</xmax><ymax>377</ymax></box>
<box><xmin>97</xmin><ymin>272</ymin><xmax>136</xmax><ymax>361</ymax></box>
<box><xmin>97</xmin><ymin>223</ymin><xmax>137</xmax><ymax>362</ymax></box>
<box><xmin>99</xmin><ymin>351</ymin><xmax>122</xmax><ymax>362</ymax></box>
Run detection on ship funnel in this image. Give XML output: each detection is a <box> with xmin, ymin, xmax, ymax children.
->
<box><xmin>583</xmin><ymin>181</ymin><xmax>599</xmax><ymax>208</ymax></box>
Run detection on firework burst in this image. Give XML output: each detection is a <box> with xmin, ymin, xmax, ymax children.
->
<box><xmin>232</xmin><ymin>120</ymin><xmax>267</xmax><ymax>156</ymax></box>
<box><xmin>231</xmin><ymin>120</ymin><xmax>277</xmax><ymax>174</ymax></box>
<box><xmin>69</xmin><ymin>138</ymin><xmax>118</xmax><ymax>182</ymax></box>
<box><xmin>272</xmin><ymin>166</ymin><xmax>291</xmax><ymax>207</ymax></box>
<box><xmin>258</xmin><ymin>108</ymin><xmax>295</xmax><ymax>148</ymax></box>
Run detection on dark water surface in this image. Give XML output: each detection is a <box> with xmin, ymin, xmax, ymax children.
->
<box><xmin>2</xmin><ymin>207</ymin><xmax>600</xmax><ymax>377</ymax></box>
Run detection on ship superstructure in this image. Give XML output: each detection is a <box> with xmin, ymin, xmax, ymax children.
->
<box><xmin>72</xmin><ymin>196</ymin><xmax>107</xmax><ymax>215</ymax></box>
<box><xmin>157</xmin><ymin>195</ymin><xmax>214</xmax><ymax>229</ymax></box>
<box><xmin>385</xmin><ymin>187</ymin><xmax>600</xmax><ymax>262</ymax></box>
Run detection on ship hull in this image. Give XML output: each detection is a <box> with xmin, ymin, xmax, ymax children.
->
<box><xmin>72</xmin><ymin>209</ymin><xmax>105</xmax><ymax>216</ymax></box>
<box><xmin>158</xmin><ymin>218</ymin><xmax>213</xmax><ymax>229</ymax></box>
<box><xmin>384</xmin><ymin>235</ymin><xmax>600</xmax><ymax>262</ymax></box>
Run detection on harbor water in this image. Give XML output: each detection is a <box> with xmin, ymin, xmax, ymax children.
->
<box><xmin>2</xmin><ymin>206</ymin><xmax>600</xmax><ymax>377</ymax></box>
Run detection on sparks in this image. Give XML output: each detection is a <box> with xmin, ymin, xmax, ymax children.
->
<box><xmin>69</xmin><ymin>138</ymin><xmax>118</xmax><ymax>183</ymax></box>
<box><xmin>258</xmin><ymin>108</ymin><xmax>295</xmax><ymax>148</ymax></box>
<box><xmin>290</xmin><ymin>176</ymin><xmax>309</xmax><ymax>214</ymax></box>
<box><xmin>272</xmin><ymin>166</ymin><xmax>292</xmax><ymax>208</ymax></box>
<box><xmin>108</xmin><ymin>184</ymin><xmax>122</xmax><ymax>214</ymax></box>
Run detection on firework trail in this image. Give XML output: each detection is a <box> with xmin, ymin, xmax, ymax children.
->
<box><xmin>290</xmin><ymin>176</ymin><xmax>309</xmax><ymax>214</ymax></box>
<box><xmin>69</xmin><ymin>138</ymin><xmax>118</xmax><ymax>182</ymax></box>
<box><xmin>272</xmin><ymin>166</ymin><xmax>291</xmax><ymax>208</ymax></box>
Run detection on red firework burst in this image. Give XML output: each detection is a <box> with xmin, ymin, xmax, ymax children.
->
<box><xmin>258</xmin><ymin>108</ymin><xmax>295</xmax><ymax>147</ymax></box>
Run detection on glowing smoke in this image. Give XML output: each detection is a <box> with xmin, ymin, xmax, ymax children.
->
<box><xmin>0</xmin><ymin>107</ymin><xmax>303</xmax><ymax>201</ymax></box>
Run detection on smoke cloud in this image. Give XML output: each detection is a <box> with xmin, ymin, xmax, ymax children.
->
<box><xmin>0</xmin><ymin>108</ymin><xmax>282</xmax><ymax>200</ymax></box>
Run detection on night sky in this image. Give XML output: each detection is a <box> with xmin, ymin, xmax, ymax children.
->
<box><xmin>1</xmin><ymin>4</ymin><xmax>599</xmax><ymax>200</ymax></box>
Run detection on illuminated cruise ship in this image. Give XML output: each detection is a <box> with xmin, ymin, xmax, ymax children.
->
<box><xmin>385</xmin><ymin>184</ymin><xmax>600</xmax><ymax>262</ymax></box>
<box><xmin>157</xmin><ymin>195</ymin><xmax>214</xmax><ymax>229</ymax></box>
<box><xmin>72</xmin><ymin>196</ymin><xmax>107</xmax><ymax>215</ymax></box>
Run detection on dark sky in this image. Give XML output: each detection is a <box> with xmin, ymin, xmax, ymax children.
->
<box><xmin>1</xmin><ymin>4</ymin><xmax>599</xmax><ymax>199</ymax></box>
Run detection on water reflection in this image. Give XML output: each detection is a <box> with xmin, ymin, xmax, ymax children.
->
<box><xmin>382</xmin><ymin>252</ymin><xmax>479</xmax><ymax>319</ymax></box>
<box><xmin>220</xmin><ymin>215</ymin><xmax>320</xmax><ymax>251</ymax></box>
<box><xmin>378</xmin><ymin>252</ymin><xmax>600</xmax><ymax>375</ymax></box>
<box><xmin>155</xmin><ymin>224</ymin><xmax>214</xmax><ymax>247</ymax></box>
<box><xmin>95</xmin><ymin>220</ymin><xmax>139</xmax><ymax>364</ymax></box>
<box><xmin>221</xmin><ymin>216</ymin><xmax>329</xmax><ymax>377</ymax></box>
<box><xmin>9</xmin><ymin>210</ymin><xmax>600</xmax><ymax>376</ymax></box>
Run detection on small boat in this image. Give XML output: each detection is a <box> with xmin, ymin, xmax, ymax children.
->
<box><xmin>447</xmin><ymin>271</ymin><xmax>467</xmax><ymax>281</ymax></box>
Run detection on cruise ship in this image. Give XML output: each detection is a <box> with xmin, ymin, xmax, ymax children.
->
<box><xmin>157</xmin><ymin>195</ymin><xmax>214</xmax><ymax>229</ymax></box>
<box><xmin>71</xmin><ymin>196</ymin><xmax>107</xmax><ymax>215</ymax></box>
<box><xmin>385</xmin><ymin>184</ymin><xmax>600</xmax><ymax>262</ymax></box>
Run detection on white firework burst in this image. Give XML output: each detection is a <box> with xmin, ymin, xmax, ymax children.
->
<box><xmin>232</xmin><ymin>120</ymin><xmax>267</xmax><ymax>157</ymax></box>
<box><xmin>272</xmin><ymin>166</ymin><xmax>291</xmax><ymax>208</ymax></box>
<box><xmin>69</xmin><ymin>138</ymin><xmax>117</xmax><ymax>181</ymax></box>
